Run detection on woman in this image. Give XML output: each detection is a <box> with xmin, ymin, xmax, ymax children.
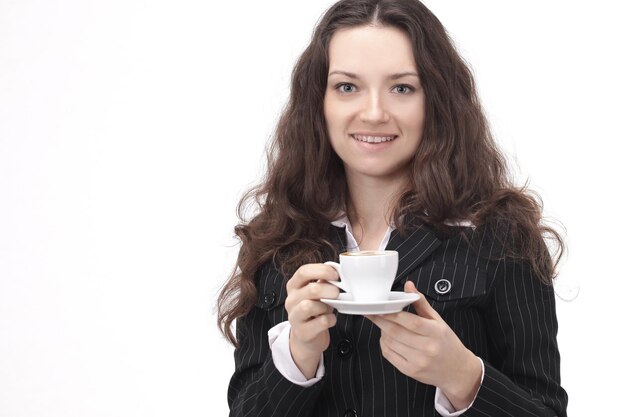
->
<box><xmin>218</xmin><ymin>0</ymin><xmax>568</xmax><ymax>416</ymax></box>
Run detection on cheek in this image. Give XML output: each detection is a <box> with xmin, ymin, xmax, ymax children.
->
<box><xmin>323</xmin><ymin>106</ymin><xmax>338</xmax><ymax>135</ymax></box>
<box><xmin>401</xmin><ymin>104</ymin><xmax>426</xmax><ymax>129</ymax></box>
<box><xmin>325</xmin><ymin>114</ymin><xmax>351</xmax><ymax>146</ymax></box>
<box><xmin>324</xmin><ymin>96</ymin><xmax>358</xmax><ymax>126</ymax></box>
<box><xmin>323</xmin><ymin>105</ymin><xmax>340</xmax><ymax>149</ymax></box>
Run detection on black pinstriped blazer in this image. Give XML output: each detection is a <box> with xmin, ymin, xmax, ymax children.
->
<box><xmin>227</xmin><ymin>220</ymin><xmax>568</xmax><ymax>417</ymax></box>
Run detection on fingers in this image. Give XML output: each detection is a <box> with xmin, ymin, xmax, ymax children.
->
<box><xmin>404</xmin><ymin>281</ymin><xmax>441</xmax><ymax>320</ymax></box>
<box><xmin>286</xmin><ymin>264</ymin><xmax>340</xmax><ymax>312</ymax></box>
<box><xmin>367</xmin><ymin>309</ymin><xmax>430</xmax><ymax>334</ymax></box>
<box><xmin>292</xmin><ymin>313</ymin><xmax>337</xmax><ymax>343</ymax></box>
<box><xmin>367</xmin><ymin>314</ymin><xmax>429</xmax><ymax>348</ymax></box>
<box><xmin>380</xmin><ymin>335</ymin><xmax>410</xmax><ymax>366</ymax></box>
<box><xmin>303</xmin><ymin>281</ymin><xmax>341</xmax><ymax>300</ymax></box>
<box><xmin>286</xmin><ymin>263</ymin><xmax>341</xmax><ymax>364</ymax></box>
<box><xmin>379</xmin><ymin>334</ymin><xmax>434</xmax><ymax>382</ymax></box>
<box><xmin>365</xmin><ymin>280</ymin><xmax>441</xmax><ymax>336</ymax></box>
<box><xmin>288</xmin><ymin>264</ymin><xmax>339</xmax><ymax>290</ymax></box>
<box><xmin>286</xmin><ymin>263</ymin><xmax>339</xmax><ymax>334</ymax></box>
<box><xmin>380</xmin><ymin>332</ymin><xmax>427</xmax><ymax>364</ymax></box>
<box><xmin>286</xmin><ymin>280</ymin><xmax>340</xmax><ymax>310</ymax></box>
<box><xmin>289</xmin><ymin>298</ymin><xmax>333</xmax><ymax>324</ymax></box>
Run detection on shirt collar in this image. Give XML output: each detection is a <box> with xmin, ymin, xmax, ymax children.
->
<box><xmin>331</xmin><ymin>212</ymin><xmax>474</xmax><ymax>230</ymax></box>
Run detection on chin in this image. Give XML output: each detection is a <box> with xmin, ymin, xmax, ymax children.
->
<box><xmin>350</xmin><ymin>166</ymin><xmax>407</xmax><ymax>180</ymax></box>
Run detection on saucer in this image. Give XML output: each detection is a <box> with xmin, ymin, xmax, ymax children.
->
<box><xmin>320</xmin><ymin>292</ymin><xmax>420</xmax><ymax>315</ymax></box>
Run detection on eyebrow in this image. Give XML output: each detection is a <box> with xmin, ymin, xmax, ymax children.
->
<box><xmin>328</xmin><ymin>70</ymin><xmax>419</xmax><ymax>80</ymax></box>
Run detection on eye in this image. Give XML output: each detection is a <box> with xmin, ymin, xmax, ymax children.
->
<box><xmin>335</xmin><ymin>83</ymin><xmax>357</xmax><ymax>94</ymax></box>
<box><xmin>392</xmin><ymin>84</ymin><xmax>415</xmax><ymax>95</ymax></box>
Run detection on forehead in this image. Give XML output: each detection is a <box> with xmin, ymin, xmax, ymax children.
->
<box><xmin>327</xmin><ymin>25</ymin><xmax>417</xmax><ymax>74</ymax></box>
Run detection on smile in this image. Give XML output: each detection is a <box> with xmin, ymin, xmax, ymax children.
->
<box><xmin>351</xmin><ymin>134</ymin><xmax>398</xmax><ymax>143</ymax></box>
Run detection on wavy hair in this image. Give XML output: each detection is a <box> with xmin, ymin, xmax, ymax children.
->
<box><xmin>217</xmin><ymin>0</ymin><xmax>565</xmax><ymax>346</ymax></box>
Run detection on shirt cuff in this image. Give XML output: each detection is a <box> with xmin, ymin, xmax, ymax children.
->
<box><xmin>268</xmin><ymin>321</ymin><xmax>325</xmax><ymax>387</ymax></box>
<box><xmin>434</xmin><ymin>357</ymin><xmax>485</xmax><ymax>416</ymax></box>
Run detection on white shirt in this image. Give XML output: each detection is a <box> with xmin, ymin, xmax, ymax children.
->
<box><xmin>267</xmin><ymin>215</ymin><xmax>484</xmax><ymax>415</ymax></box>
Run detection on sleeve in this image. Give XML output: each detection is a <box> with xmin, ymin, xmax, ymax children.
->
<box><xmin>227</xmin><ymin>301</ymin><xmax>325</xmax><ymax>416</ymax></box>
<box><xmin>268</xmin><ymin>321</ymin><xmax>325</xmax><ymax>386</ymax></box>
<box><xmin>463</xmin><ymin>258</ymin><xmax>568</xmax><ymax>417</ymax></box>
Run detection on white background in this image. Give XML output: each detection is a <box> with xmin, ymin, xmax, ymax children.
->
<box><xmin>1</xmin><ymin>1</ymin><xmax>624</xmax><ymax>416</ymax></box>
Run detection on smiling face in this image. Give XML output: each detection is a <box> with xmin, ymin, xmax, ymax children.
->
<box><xmin>324</xmin><ymin>25</ymin><xmax>426</xmax><ymax>183</ymax></box>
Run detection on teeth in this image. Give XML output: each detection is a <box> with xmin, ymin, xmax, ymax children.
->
<box><xmin>352</xmin><ymin>134</ymin><xmax>396</xmax><ymax>143</ymax></box>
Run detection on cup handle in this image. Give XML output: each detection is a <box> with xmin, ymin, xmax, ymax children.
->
<box><xmin>323</xmin><ymin>261</ymin><xmax>349</xmax><ymax>292</ymax></box>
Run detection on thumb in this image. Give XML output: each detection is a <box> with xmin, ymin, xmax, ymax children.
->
<box><xmin>404</xmin><ymin>280</ymin><xmax>440</xmax><ymax>320</ymax></box>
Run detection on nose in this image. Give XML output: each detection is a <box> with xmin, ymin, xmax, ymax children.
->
<box><xmin>359</xmin><ymin>93</ymin><xmax>390</xmax><ymax>124</ymax></box>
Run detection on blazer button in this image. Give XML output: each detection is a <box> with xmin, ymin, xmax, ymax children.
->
<box><xmin>434</xmin><ymin>279</ymin><xmax>452</xmax><ymax>295</ymax></box>
<box><xmin>337</xmin><ymin>339</ymin><xmax>353</xmax><ymax>359</ymax></box>
<box><xmin>344</xmin><ymin>409</ymin><xmax>358</xmax><ymax>417</ymax></box>
<box><xmin>261</xmin><ymin>291</ymin><xmax>276</xmax><ymax>308</ymax></box>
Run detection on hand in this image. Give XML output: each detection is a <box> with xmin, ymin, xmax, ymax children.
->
<box><xmin>285</xmin><ymin>263</ymin><xmax>341</xmax><ymax>379</ymax></box>
<box><xmin>366</xmin><ymin>280</ymin><xmax>482</xmax><ymax>410</ymax></box>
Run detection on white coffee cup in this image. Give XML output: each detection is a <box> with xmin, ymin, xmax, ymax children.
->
<box><xmin>324</xmin><ymin>250</ymin><xmax>399</xmax><ymax>302</ymax></box>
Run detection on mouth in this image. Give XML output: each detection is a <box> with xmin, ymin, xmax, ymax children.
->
<box><xmin>350</xmin><ymin>134</ymin><xmax>398</xmax><ymax>143</ymax></box>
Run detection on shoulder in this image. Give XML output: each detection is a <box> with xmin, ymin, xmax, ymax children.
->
<box><xmin>426</xmin><ymin>220</ymin><xmax>540</xmax><ymax>285</ymax></box>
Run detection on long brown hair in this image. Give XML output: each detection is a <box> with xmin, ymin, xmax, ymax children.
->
<box><xmin>217</xmin><ymin>0</ymin><xmax>565</xmax><ymax>346</ymax></box>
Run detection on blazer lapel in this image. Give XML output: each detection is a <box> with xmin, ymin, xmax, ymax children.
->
<box><xmin>330</xmin><ymin>225</ymin><xmax>348</xmax><ymax>256</ymax></box>
<box><xmin>385</xmin><ymin>222</ymin><xmax>441</xmax><ymax>286</ymax></box>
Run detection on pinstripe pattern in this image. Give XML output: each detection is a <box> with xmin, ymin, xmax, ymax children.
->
<box><xmin>227</xmin><ymin>220</ymin><xmax>568</xmax><ymax>416</ymax></box>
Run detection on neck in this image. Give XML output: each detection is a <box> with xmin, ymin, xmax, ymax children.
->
<box><xmin>345</xmin><ymin>171</ymin><xmax>408</xmax><ymax>234</ymax></box>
